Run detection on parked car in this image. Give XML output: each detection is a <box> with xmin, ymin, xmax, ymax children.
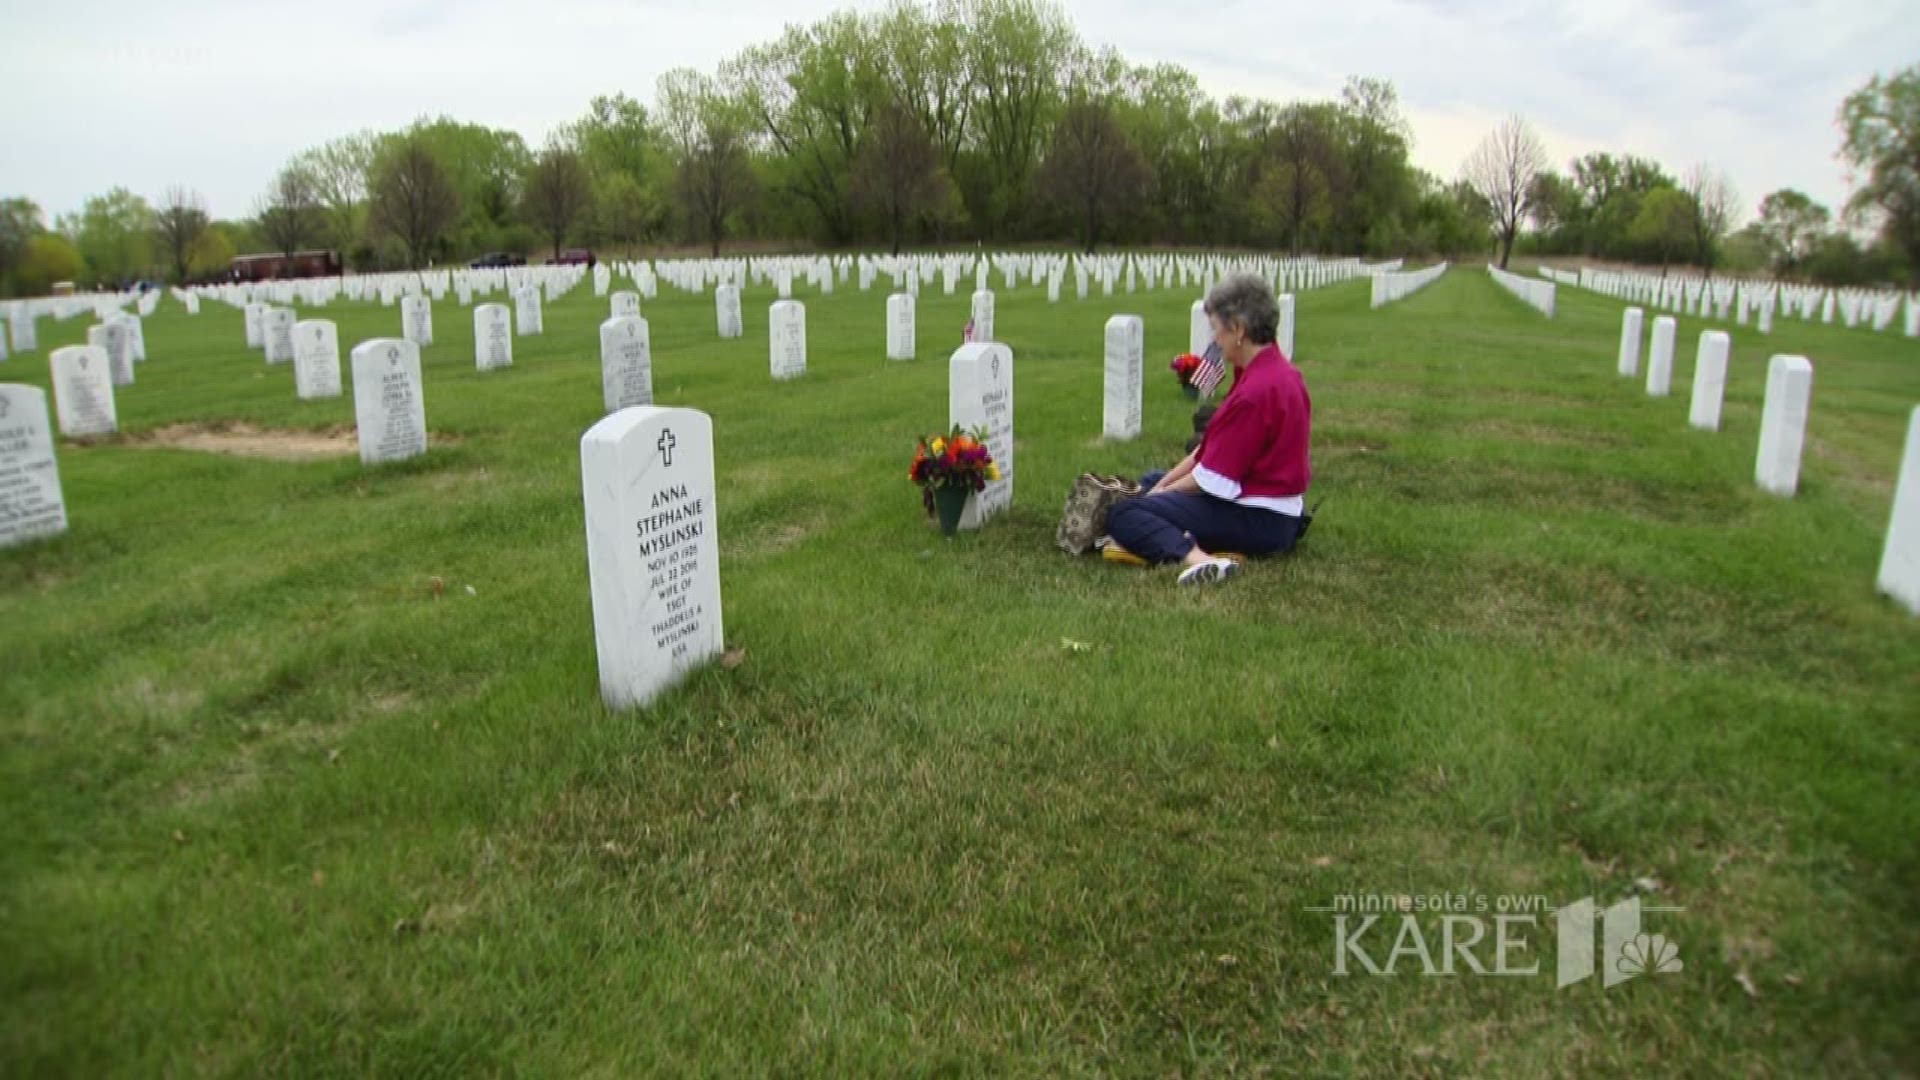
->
<box><xmin>547</xmin><ymin>248</ymin><xmax>595</xmax><ymax>266</ymax></box>
<box><xmin>469</xmin><ymin>252</ymin><xmax>526</xmax><ymax>268</ymax></box>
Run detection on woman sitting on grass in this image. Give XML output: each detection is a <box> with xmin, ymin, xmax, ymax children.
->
<box><xmin>1108</xmin><ymin>272</ymin><xmax>1312</xmax><ymax>585</ymax></box>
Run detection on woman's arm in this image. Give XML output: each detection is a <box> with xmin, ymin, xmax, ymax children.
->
<box><xmin>1150</xmin><ymin>449</ymin><xmax>1199</xmax><ymax>493</ymax></box>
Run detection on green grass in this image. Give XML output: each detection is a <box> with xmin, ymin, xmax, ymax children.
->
<box><xmin>2</xmin><ymin>265</ymin><xmax>1917</xmax><ymax>1076</ymax></box>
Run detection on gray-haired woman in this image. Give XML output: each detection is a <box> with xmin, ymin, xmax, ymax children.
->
<box><xmin>1108</xmin><ymin>272</ymin><xmax>1313</xmax><ymax>584</ymax></box>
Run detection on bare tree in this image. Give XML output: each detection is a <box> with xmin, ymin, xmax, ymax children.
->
<box><xmin>153</xmin><ymin>186</ymin><xmax>208</xmax><ymax>283</ymax></box>
<box><xmin>852</xmin><ymin>100</ymin><xmax>948</xmax><ymax>254</ymax></box>
<box><xmin>257</xmin><ymin>165</ymin><xmax>322</xmax><ymax>257</ymax></box>
<box><xmin>1036</xmin><ymin>97</ymin><xmax>1149</xmax><ymax>253</ymax></box>
<box><xmin>1462</xmin><ymin>115</ymin><xmax>1547</xmax><ymax>269</ymax></box>
<box><xmin>368</xmin><ymin>136</ymin><xmax>461</xmax><ymax>268</ymax></box>
<box><xmin>521</xmin><ymin>145</ymin><xmax>594</xmax><ymax>259</ymax></box>
<box><xmin>1683</xmin><ymin>164</ymin><xmax>1739</xmax><ymax>270</ymax></box>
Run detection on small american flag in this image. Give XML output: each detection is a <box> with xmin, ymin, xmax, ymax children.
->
<box><xmin>1193</xmin><ymin>341</ymin><xmax>1227</xmax><ymax>398</ymax></box>
<box><xmin>963</xmin><ymin>318</ymin><xmax>975</xmax><ymax>343</ymax></box>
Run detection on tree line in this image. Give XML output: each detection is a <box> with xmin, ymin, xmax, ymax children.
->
<box><xmin>0</xmin><ymin>1</ymin><xmax>1912</xmax><ymax>296</ymax></box>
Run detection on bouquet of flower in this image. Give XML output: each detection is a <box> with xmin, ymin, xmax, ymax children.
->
<box><xmin>910</xmin><ymin>425</ymin><xmax>1001</xmax><ymax>514</ymax></box>
<box><xmin>1170</xmin><ymin>352</ymin><xmax>1204</xmax><ymax>390</ymax></box>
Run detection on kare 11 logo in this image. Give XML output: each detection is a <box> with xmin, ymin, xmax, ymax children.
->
<box><xmin>1312</xmin><ymin>892</ymin><xmax>1683</xmax><ymax>988</ymax></box>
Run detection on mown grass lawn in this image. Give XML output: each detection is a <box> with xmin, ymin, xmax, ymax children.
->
<box><xmin>2</xmin><ymin>264</ymin><xmax>1916</xmax><ymax>1076</ymax></box>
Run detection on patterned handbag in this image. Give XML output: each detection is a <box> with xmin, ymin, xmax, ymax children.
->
<box><xmin>1055</xmin><ymin>473</ymin><xmax>1144</xmax><ymax>555</ymax></box>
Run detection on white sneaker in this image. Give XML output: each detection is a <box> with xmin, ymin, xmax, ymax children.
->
<box><xmin>1177</xmin><ymin>558</ymin><xmax>1238</xmax><ymax>586</ymax></box>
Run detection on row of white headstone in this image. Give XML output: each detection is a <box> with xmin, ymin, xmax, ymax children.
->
<box><xmin>1574</xmin><ymin>267</ymin><xmax>1920</xmax><ymax>337</ymax></box>
<box><xmin>1487</xmin><ymin>265</ymin><xmax>1556</xmax><ymax>317</ymax></box>
<box><xmin>1371</xmin><ymin>263</ymin><xmax>1449</xmax><ymax>308</ymax></box>
<box><xmin>1612</xmin><ymin>305</ymin><xmax>1919</xmax><ymax>613</ymax></box>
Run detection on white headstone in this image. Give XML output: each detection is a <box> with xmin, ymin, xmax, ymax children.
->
<box><xmin>88</xmin><ymin>323</ymin><xmax>132</xmax><ymax>387</ymax></box>
<box><xmin>970</xmin><ymin>290</ymin><xmax>995</xmax><ymax>343</ymax></box>
<box><xmin>1755</xmin><ymin>355</ymin><xmax>1813</xmax><ymax>497</ymax></box>
<box><xmin>1645</xmin><ymin>316</ymin><xmax>1676</xmax><ymax>397</ymax></box>
<box><xmin>948</xmin><ymin>342</ymin><xmax>1013</xmax><ymax>529</ymax></box>
<box><xmin>263</xmin><ymin>307</ymin><xmax>296</xmax><ymax>364</ymax></box>
<box><xmin>600</xmin><ymin>316</ymin><xmax>653</xmax><ymax>413</ymax></box>
<box><xmin>115</xmin><ymin>313</ymin><xmax>145</xmax><ymax>362</ymax></box>
<box><xmin>474</xmin><ymin>304</ymin><xmax>513</xmax><ymax>371</ymax></box>
<box><xmin>10</xmin><ymin>312</ymin><xmax>37</xmax><ymax>353</ymax></box>
<box><xmin>886</xmin><ymin>293</ymin><xmax>915</xmax><ymax>361</ymax></box>
<box><xmin>580</xmin><ymin>405</ymin><xmax>724</xmax><ymax>709</ymax></box>
<box><xmin>49</xmin><ymin>346</ymin><xmax>116</xmax><ymax>436</ymax></box>
<box><xmin>1277</xmin><ymin>293</ymin><xmax>1296</xmax><ymax>359</ymax></box>
<box><xmin>715</xmin><ymin>284</ymin><xmax>743</xmax><ymax>339</ymax></box>
<box><xmin>1757</xmin><ymin>296</ymin><xmax>1774</xmax><ymax>335</ymax></box>
<box><xmin>293</xmin><ymin>320</ymin><xmax>342</xmax><ymax>400</ymax></box>
<box><xmin>244</xmin><ymin>302</ymin><xmax>266</xmax><ymax>348</ymax></box>
<box><xmin>1102</xmin><ymin>315</ymin><xmax>1143</xmax><ymax>441</ymax></box>
<box><xmin>515</xmin><ymin>287</ymin><xmax>543</xmax><ymax>336</ymax></box>
<box><xmin>1688</xmin><ymin>331</ymin><xmax>1729</xmax><ymax>432</ymax></box>
<box><xmin>350</xmin><ymin>339</ymin><xmax>427</xmax><ymax>466</ymax></box>
<box><xmin>611</xmin><ymin>292</ymin><xmax>641</xmax><ymax>320</ymax></box>
<box><xmin>769</xmin><ymin>301</ymin><xmax>806</xmax><ymax>380</ymax></box>
<box><xmin>1189</xmin><ymin>299</ymin><xmax>1209</xmax><ymax>356</ymax></box>
<box><xmin>0</xmin><ymin>384</ymin><xmax>66</xmax><ymax>547</ymax></box>
<box><xmin>1875</xmin><ymin>406</ymin><xmax>1920</xmax><ymax>615</ymax></box>
<box><xmin>1617</xmin><ymin>307</ymin><xmax>1644</xmax><ymax>377</ymax></box>
<box><xmin>402</xmin><ymin>296</ymin><xmax>433</xmax><ymax>347</ymax></box>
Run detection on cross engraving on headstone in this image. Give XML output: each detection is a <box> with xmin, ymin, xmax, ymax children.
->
<box><xmin>659</xmin><ymin>429</ymin><xmax>676</xmax><ymax>466</ymax></box>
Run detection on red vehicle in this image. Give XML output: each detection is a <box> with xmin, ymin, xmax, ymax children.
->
<box><xmin>231</xmin><ymin>250</ymin><xmax>343</xmax><ymax>282</ymax></box>
<box><xmin>546</xmin><ymin>248</ymin><xmax>596</xmax><ymax>266</ymax></box>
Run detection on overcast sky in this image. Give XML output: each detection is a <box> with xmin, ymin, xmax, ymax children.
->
<box><xmin>2</xmin><ymin>0</ymin><xmax>1913</xmax><ymax>227</ymax></box>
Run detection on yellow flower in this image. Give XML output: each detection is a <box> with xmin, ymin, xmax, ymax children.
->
<box><xmin>986</xmin><ymin>464</ymin><xmax>1002</xmax><ymax>481</ymax></box>
<box><xmin>931</xmin><ymin>437</ymin><xmax>946</xmax><ymax>455</ymax></box>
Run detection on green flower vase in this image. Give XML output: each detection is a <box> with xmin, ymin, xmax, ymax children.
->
<box><xmin>932</xmin><ymin>484</ymin><xmax>971</xmax><ymax>536</ymax></box>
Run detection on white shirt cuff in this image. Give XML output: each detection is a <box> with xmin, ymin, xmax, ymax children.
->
<box><xmin>1194</xmin><ymin>464</ymin><xmax>1241</xmax><ymax>500</ymax></box>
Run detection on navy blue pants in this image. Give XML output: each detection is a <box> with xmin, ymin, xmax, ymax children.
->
<box><xmin>1108</xmin><ymin>471</ymin><xmax>1303</xmax><ymax>563</ymax></box>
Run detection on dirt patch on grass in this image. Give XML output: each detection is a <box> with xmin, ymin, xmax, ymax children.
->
<box><xmin>126</xmin><ymin>422</ymin><xmax>360</xmax><ymax>460</ymax></box>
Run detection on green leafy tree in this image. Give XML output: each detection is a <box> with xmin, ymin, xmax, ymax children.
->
<box><xmin>1037</xmin><ymin>95</ymin><xmax>1148</xmax><ymax>252</ymax></box>
<box><xmin>0</xmin><ymin>197</ymin><xmax>44</xmax><ymax>294</ymax></box>
<box><xmin>956</xmin><ymin>0</ymin><xmax>1079</xmax><ymax>238</ymax></box>
<box><xmin>659</xmin><ymin>68</ymin><xmax>759</xmax><ymax>255</ymax></box>
<box><xmin>257</xmin><ymin>165</ymin><xmax>321</xmax><ymax>257</ymax></box>
<box><xmin>1755</xmin><ymin>189</ymin><xmax>1831</xmax><ymax>276</ymax></box>
<box><xmin>14</xmin><ymin>233</ymin><xmax>80</xmax><ymax>295</ymax></box>
<box><xmin>1631</xmin><ymin>186</ymin><xmax>1695</xmax><ymax>267</ymax></box>
<box><xmin>153</xmin><ymin>186</ymin><xmax>210</xmax><ymax>282</ymax></box>
<box><xmin>1838</xmin><ymin>64</ymin><xmax>1920</xmax><ymax>278</ymax></box>
<box><xmin>852</xmin><ymin>99</ymin><xmax>949</xmax><ymax>254</ymax></box>
<box><xmin>66</xmin><ymin>187</ymin><xmax>154</xmax><ymax>286</ymax></box>
<box><xmin>521</xmin><ymin>146</ymin><xmax>594</xmax><ymax>258</ymax></box>
<box><xmin>368</xmin><ymin>134</ymin><xmax>462</xmax><ymax>267</ymax></box>
<box><xmin>292</xmin><ymin>132</ymin><xmax>376</xmax><ymax>259</ymax></box>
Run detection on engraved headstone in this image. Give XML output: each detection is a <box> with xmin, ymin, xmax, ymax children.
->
<box><xmin>1755</xmin><ymin>355</ymin><xmax>1813</xmax><ymax>497</ymax></box>
<box><xmin>88</xmin><ymin>322</ymin><xmax>132</xmax><ymax>386</ymax></box>
<box><xmin>1876</xmin><ymin>406</ymin><xmax>1920</xmax><ymax>615</ymax></box>
<box><xmin>49</xmin><ymin>346</ymin><xmax>116</xmax><ymax>436</ymax></box>
<box><xmin>948</xmin><ymin>342</ymin><xmax>1014</xmax><ymax>529</ymax></box>
<box><xmin>474</xmin><ymin>304</ymin><xmax>513</xmax><ymax>371</ymax></box>
<box><xmin>263</xmin><ymin>307</ymin><xmax>296</xmax><ymax>364</ymax></box>
<box><xmin>1645</xmin><ymin>316</ymin><xmax>1676</xmax><ymax>397</ymax></box>
<box><xmin>244</xmin><ymin>302</ymin><xmax>266</xmax><ymax>348</ymax></box>
<box><xmin>0</xmin><ymin>384</ymin><xmax>67</xmax><ymax>548</ymax></box>
<box><xmin>1102</xmin><ymin>314</ymin><xmax>1143</xmax><ymax>440</ymax></box>
<box><xmin>515</xmin><ymin>287</ymin><xmax>543</xmax><ymax>336</ymax></box>
<box><xmin>600</xmin><ymin>316</ymin><xmax>653</xmax><ymax>412</ymax></box>
<box><xmin>10</xmin><ymin>311</ymin><xmax>37</xmax><ymax>353</ymax></box>
<box><xmin>294</xmin><ymin>320</ymin><xmax>342</xmax><ymax>400</ymax></box>
<box><xmin>1688</xmin><ymin>331</ymin><xmax>1729</xmax><ymax>432</ymax></box>
<box><xmin>716</xmin><ymin>284</ymin><xmax>743</xmax><ymax>339</ymax></box>
<box><xmin>1189</xmin><ymin>299</ymin><xmax>1209</xmax><ymax>356</ymax></box>
<box><xmin>1618</xmin><ymin>306</ymin><xmax>1644</xmax><ymax>377</ymax></box>
<box><xmin>402</xmin><ymin>296</ymin><xmax>433</xmax><ymax>346</ymax></box>
<box><xmin>970</xmin><ymin>290</ymin><xmax>994</xmax><ymax>344</ymax></box>
<box><xmin>611</xmin><ymin>292</ymin><xmax>641</xmax><ymax>320</ymax></box>
<box><xmin>769</xmin><ymin>301</ymin><xmax>806</xmax><ymax>380</ymax></box>
<box><xmin>349</xmin><ymin>339</ymin><xmax>427</xmax><ymax>465</ymax></box>
<box><xmin>580</xmin><ymin>405</ymin><xmax>724</xmax><ymax>708</ymax></box>
<box><xmin>887</xmin><ymin>293</ymin><xmax>915</xmax><ymax>361</ymax></box>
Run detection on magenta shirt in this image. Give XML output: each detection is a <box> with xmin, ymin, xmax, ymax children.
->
<box><xmin>1196</xmin><ymin>343</ymin><xmax>1312</xmax><ymax>499</ymax></box>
